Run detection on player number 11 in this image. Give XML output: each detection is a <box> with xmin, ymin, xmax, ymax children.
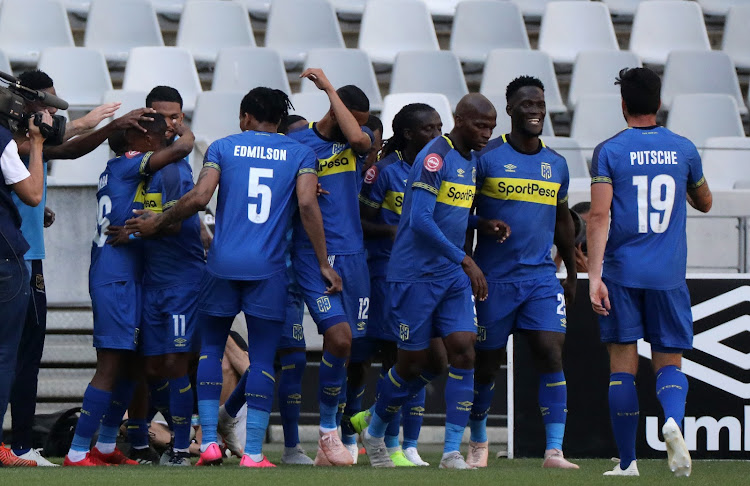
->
<box><xmin>632</xmin><ymin>174</ymin><xmax>675</xmax><ymax>234</ymax></box>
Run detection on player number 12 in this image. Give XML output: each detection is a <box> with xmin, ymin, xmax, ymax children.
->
<box><xmin>248</xmin><ymin>168</ymin><xmax>273</xmax><ymax>224</ymax></box>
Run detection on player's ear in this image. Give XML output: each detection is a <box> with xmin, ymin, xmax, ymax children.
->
<box><xmin>506</xmin><ymin>103</ymin><xmax>512</xmax><ymax>117</ymax></box>
<box><xmin>403</xmin><ymin>128</ymin><xmax>414</xmax><ymax>142</ymax></box>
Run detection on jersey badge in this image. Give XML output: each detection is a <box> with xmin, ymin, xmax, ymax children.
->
<box><xmin>504</xmin><ymin>163</ymin><xmax>516</xmax><ymax>173</ymax></box>
<box><xmin>364</xmin><ymin>166</ymin><xmax>378</xmax><ymax>184</ymax></box>
<box><xmin>125</xmin><ymin>151</ymin><xmax>141</xmax><ymax>159</ymax></box>
<box><xmin>472</xmin><ymin>167</ymin><xmax>477</xmax><ymax>183</ymax></box>
<box><xmin>541</xmin><ymin>162</ymin><xmax>552</xmax><ymax>180</ymax></box>
<box><xmin>424</xmin><ymin>153</ymin><xmax>443</xmax><ymax>172</ymax></box>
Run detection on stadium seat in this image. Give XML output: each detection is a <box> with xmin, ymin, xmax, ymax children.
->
<box><xmin>424</xmin><ymin>0</ymin><xmax>463</xmax><ymax>19</ymax></box>
<box><xmin>480</xmin><ymin>49</ymin><xmax>566</xmax><ymax>114</ymax></box>
<box><xmin>722</xmin><ymin>6</ymin><xmax>750</xmax><ymax>70</ymax></box>
<box><xmin>510</xmin><ymin>0</ymin><xmax>588</xmax><ymax>19</ymax></box>
<box><xmin>568</xmin><ymin>50</ymin><xmax>642</xmax><ymax>109</ymax></box>
<box><xmin>450</xmin><ymin>1</ymin><xmax>530</xmax><ymax>65</ymax></box>
<box><xmin>0</xmin><ymin>50</ymin><xmax>12</xmax><ymax>75</ymax></box>
<box><xmin>359</xmin><ymin>0</ymin><xmax>439</xmax><ymax>67</ymax></box>
<box><xmin>661</xmin><ymin>50</ymin><xmax>747</xmax><ymax>115</ymax></box>
<box><xmin>485</xmin><ymin>93</ymin><xmax>555</xmax><ymax>140</ymax></box>
<box><xmin>37</xmin><ymin>47</ymin><xmax>112</xmax><ymax>110</ymax></box>
<box><xmin>0</xmin><ymin>0</ymin><xmax>75</xmax><ymax>65</ymax></box>
<box><xmin>538</xmin><ymin>1</ymin><xmax>619</xmax><ymax>65</ymax></box>
<box><xmin>329</xmin><ymin>0</ymin><xmax>367</xmax><ymax>20</ymax></box>
<box><xmin>697</xmin><ymin>0</ymin><xmax>746</xmax><ymax>16</ymax></box>
<box><xmin>47</xmin><ymin>144</ymin><xmax>111</xmax><ymax>186</ymax></box>
<box><xmin>101</xmin><ymin>90</ymin><xmax>149</xmax><ymax>120</ymax></box>
<box><xmin>569</xmin><ymin>94</ymin><xmax>627</xmax><ymax>160</ymax></box>
<box><xmin>700</xmin><ymin>137</ymin><xmax>750</xmax><ymax>190</ymax></box>
<box><xmin>542</xmin><ymin>137</ymin><xmax>589</xmax><ymax>179</ymax></box>
<box><xmin>191</xmin><ymin>91</ymin><xmax>244</xmax><ymax>174</ymax></box>
<box><xmin>265</xmin><ymin>0</ymin><xmax>345</xmax><ymax>68</ymax></box>
<box><xmin>290</xmin><ymin>92</ymin><xmax>333</xmax><ymax>123</ymax></box>
<box><xmin>150</xmin><ymin>0</ymin><xmax>185</xmax><ymax>16</ymax></box>
<box><xmin>122</xmin><ymin>47</ymin><xmax>202</xmax><ymax>113</ymax></box>
<box><xmin>380</xmin><ymin>93</ymin><xmax>454</xmax><ymax>139</ymax></box>
<box><xmin>84</xmin><ymin>0</ymin><xmax>164</xmax><ymax>65</ymax></box>
<box><xmin>630</xmin><ymin>1</ymin><xmax>710</xmax><ymax>65</ymax></box>
<box><xmin>601</xmin><ymin>0</ymin><xmax>646</xmax><ymax>17</ymax></box>
<box><xmin>176</xmin><ymin>1</ymin><xmax>255</xmax><ymax>65</ymax></box>
<box><xmin>389</xmin><ymin>50</ymin><xmax>468</xmax><ymax>111</ymax></box>
<box><xmin>63</xmin><ymin>0</ymin><xmax>90</xmax><ymax>16</ymax></box>
<box><xmin>212</xmin><ymin>47</ymin><xmax>290</xmax><ymax>94</ymax></box>
<box><xmin>301</xmin><ymin>48</ymin><xmax>382</xmax><ymax>111</ymax></box>
<box><xmin>666</xmin><ymin>94</ymin><xmax>745</xmax><ymax>149</ymax></box>
<box><xmin>241</xmin><ymin>0</ymin><xmax>271</xmax><ymax>18</ymax></box>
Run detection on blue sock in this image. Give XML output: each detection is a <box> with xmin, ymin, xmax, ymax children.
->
<box><xmin>170</xmin><ymin>375</ymin><xmax>194</xmax><ymax>450</ymax></box>
<box><xmin>150</xmin><ymin>379</ymin><xmax>172</xmax><ymax>428</ymax></box>
<box><xmin>469</xmin><ymin>381</ymin><xmax>494</xmax><ymax>443</ymax></box>
<box><xmin>385</xmin><ymin>411</ymin><xmax>401</xmax><ymax>449</ymax></box>
<box><xmin>244</xmin><ymin>408</ymin><xmax>270</xmax><ymax>456</ymax></box>
<box><xmin>609</xmin><ymin>372</ymin><xmax>639</xmax><ymax>470</ymax></box>
<box><xmin>318</xmin><ymin>351</ymin><xmax>347</xmax><ymax>430</ymax></box>
<box><xmin>224</xmin><ymin>370</ymin><xmax>248</xmax><ymax>418</ymax></box>
<box><xmin>539</xmin><ymin>371</ymin><xmax>567</xmax><ymax>451</ymax></box>
<box><xmin>371</xmin><ymin>368</ymin><xmax>410</xmax><ymax>438</ymax></box>
<box><xmin>278</xmin><ymin>352</ymin><xmax>305</xmax><ymax>448</ymax></box>
<box><xmin>402</xmin><ymin>387</ymin><xmax>425</xmax><ymax>450</ymax></box>
<box><xmin>127</xmin><ymin>419</ymin><xmax>149</xmax><ymax>449</ymax></box>
<box><xmin>656</xmin><ymin>365</ymin><xmax>688</xmax><ymax>428</ymax></box>
<box><xmin>336</xmin><ymin>382</ymin><xmax>347</xmax><ymax>428</ymax></box>
<box><xmin>98</xmin><ymin>379</ymin><xmax>136</xmax><ymax>447</ymax></box>
<box><xmin>70</xmin><ymin>385</ymin><xmax>112</xmax><ymax>453</ymax></box>
<box><xmin>342</xmin><ymin>384</ymin><xmax>365</xmax><ymax>445</ymax></box>
<box><xmin>444</xmin><ymin>367</ymin><xmax>474</xmax><ymax>454</ymax></box>
<box><xmin>197</xmin><ymin>353</ymin><xmax>224</xmax><ymax>445</ymax></box>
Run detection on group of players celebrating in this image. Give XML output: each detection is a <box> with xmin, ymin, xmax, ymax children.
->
<box><xmin>50</xmin><ymin>64</ymin><xmax>710</xmax><ymax>477</ymax></box>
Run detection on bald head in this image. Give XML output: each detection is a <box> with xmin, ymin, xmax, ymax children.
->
<box><xmin>451</xmin><ymin>93</ymin><xmax>497</xmax><ymax>154</ymax></box>
<box><xmin>455</xmin><ymin>93</ymin><xmax>496</xmax><ymax>120</ymax></box>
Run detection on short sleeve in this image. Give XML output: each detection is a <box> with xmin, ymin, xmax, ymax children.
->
<box><xmin>475</xmin><ymin>154</ymin><xmax>486</xmax><ymax>188</ymax></box>
<box><xmin>203</xmin><ymin>140</ymin><xmax>222</xmax><ymax>173</ymax></box>
<box><xmin>412</xmin><ymin>152</ymin><xmax>445</xmax><ymax>196</ymax></box>
<box><xmin>112</xmin><ymin>151</ymin><xmax>152</xmax><ymax>182</ymax></box>
<box><xmin>297</xmin><ymin>146</ymin><xmax>317</xmax><ymax>177</ymax></box>
<box><xmin>558</xmin><ymin>157</ymin><xmax>570</xmax><ymax>204</ymax></box>
<box><xmin>160</xmin><ymin>163</ymin><xmax>185</xmax><ymax>210</ymax></box>
<box><xmin>359</xmin><ymin>165</ymin><xmax>385</xmax><ymax>209</ymax></box>
<box><xmin>1</xmin><ymin>140</ymin><xmax>30</xmax><ymax>184</ymax></box>
<box><xmin>590</xmin><ymin>143</ymin><xmax>612</xmax><ymax>184</ymax></box>
<box><xmin>683</xmin><ymin>140</ymin><xmax>705</xmax><ymax>189</ymax></box>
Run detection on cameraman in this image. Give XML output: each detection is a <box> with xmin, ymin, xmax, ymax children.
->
<box><xmin>0</xmin><ymin>108</ymin><xmax>50</xmax><ymax>466</ymax></box>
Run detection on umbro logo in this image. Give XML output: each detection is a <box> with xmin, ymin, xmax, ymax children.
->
<box><xmin>504</xmin><ymin>164</ymin><xmax>516</xmax><ymax>172</ymax></box>
<box><xmin>457</xmin><ymin>168</ymin><xmax>465</xmax><ymax>178</ymax></box>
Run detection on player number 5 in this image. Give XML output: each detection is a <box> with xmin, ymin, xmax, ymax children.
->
<box><xmin>248</xmin><ymin>168</ymin><xmax>274</xmax><ymax>224</ymax></box>
<box><xmin>633</xmin><ymin>174</ymin><xmax>675</xmax><ymax>234</ymax></box>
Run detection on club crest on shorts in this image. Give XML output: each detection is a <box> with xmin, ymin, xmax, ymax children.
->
<box><xmin>293</xmin><ymin>324</ymin><xmax>304</xmax><ymax>341</ymax></box>
<box><xmin>477</xmin><ymin>325</ymin><xmax>487</xmax><ymax>342</ymax></box>
<box><xmin>399</xmin><ymin>323</ymin><xmax>409</xmax><ymax>341</ymax></box>
<box><xmin>424</xmin><ymin>153</ymin><xmax>443</xmax><ymax>172</ymax></box>
<box><xmin>316</xmin><ymin>296</ymin><xmax>331</xmax><ymax>313</ymax></box>
<box><xmin>541</xmin><ymin>162</ymin><xmax>552</xmax><ymax>180</ymax></box>
<box><xmin>35</xmin><ymin>274</ymin><xmax>45</xmax><ymax>291</ymax></box>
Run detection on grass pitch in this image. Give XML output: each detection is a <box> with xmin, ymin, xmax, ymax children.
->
<box><xmin>2</xmin><ymin>446</ymin><xmax>749</xmax><ymax>486</ymax></box>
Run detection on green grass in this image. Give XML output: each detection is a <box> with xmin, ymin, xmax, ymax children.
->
<box><xmin>3</xmin><ymin>447</ymin><xmax>749</xmax><ymax>486</ymax></box>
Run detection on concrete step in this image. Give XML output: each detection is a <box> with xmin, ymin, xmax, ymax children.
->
<box><xmin>36</xmin><ymin>368</ymin><xmax>93</xmax><ymax>400</ymax></box>
<box><xmin>47</xmin><ymin>308</ymin><xmax>93</xmax><ymax>333</ymax></box>
<box><xmin>41</xmin><ymin>334</ymin><xmax>96</xmax><ymax>365</ymax></box>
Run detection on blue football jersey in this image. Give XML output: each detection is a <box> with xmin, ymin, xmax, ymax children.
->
<box><xmin>359</xmin><ymin>150</ymin><xmax>411</xmax><ymax>278</ymax></box>
<box><xmin>590</xmin><ymin>126</ymin><xmax>705</xmax><ymax>290</ymax></box>
<box><xmin>387</xmin><ymin>136</ymin><xmax>476</xmax><ymax>282</ymax></box>
<box><xmin>90</xmin><ymin>151</ymin><xmax>150</xmax><ymax>286</ymax></box>
<box><xmin>142</xmin><ymin>159</ymin><xmax>205</xmax><ymax>288</ymax></box>
<box><xmin>288</xmin><ymin>123</ymin><xmax>373</xmax><ymax>255</ymax></box>
<box><xmin>203</xmin><ymin>130</ymin><xmax>317</xmax><ymax>279</ymax></box>
<box><xmin>474</xmin><ymin>135</ymin><xmax>569</xmax><ymax>282</ymax></box>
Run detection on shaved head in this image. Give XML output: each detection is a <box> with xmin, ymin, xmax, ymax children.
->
<box><xmin>451</xmin><ymin>93</ymin><xmax>497</xmax><ymax>154</ymax></box>
<box><xmin>455</xmin><ymin>93</ymin><xmax>496</xmax><ymax>120</ymax></box>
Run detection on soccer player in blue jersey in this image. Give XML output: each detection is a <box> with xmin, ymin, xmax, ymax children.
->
<box><xmin>361</xmin><ymin>93</ymin><xmax>497</xmax><ymax>469</ymax></box>
<box><xmin>588</xmin><ymin>68</ymin><xmax>712</xmax><ymax>478</ymax></box>
<box><xmin>126</xmin><ymin>87</ymin><xmax>340</xmax><ymax>468</ymax></box>
<box><xmin>467</xmin><ymin>76</ymin><xmax>578</xmax><ymax>470</ymax></box>
<box><xmin>287</xmin><ymin>68</ymin><xmax>373</xmax><ymax>466</ymax></box>
<box><xmin>357</xmin><ymin>103</ymin><xmax>446</xmax><ymax>467</ymax></box>
<box><xmin>64</xmin><ymin>113</ymin><xmax>195</xmax><ymax>466</ymax></box>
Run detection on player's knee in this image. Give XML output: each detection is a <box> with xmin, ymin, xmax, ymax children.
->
<box><xmin>325</xmin><ymin>323</ymin><xmax>352</xmax><ymax>357</ymax></box>
<box><xmin>450</xmin><ymin>346</ymin><xmax>475</xmax><ymax>370</ymax></box>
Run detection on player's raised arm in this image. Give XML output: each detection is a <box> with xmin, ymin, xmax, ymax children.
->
<box><xmin>145</xmin><ymin>122</ymin><xmax>194</xmax><ymax>173</ymax></box>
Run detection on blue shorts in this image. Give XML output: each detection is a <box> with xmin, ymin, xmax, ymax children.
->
<box><xmin>475</xmin><ymin>275</ymin><xmax>567</xmax><ymax>350</ymax></box>
<box><xmin>140</xmin><ymin>283</ymin><xmax>200</xmax><ymax>356</ymax></box>
<box><xmin>599</xmin><ymin>279</ymin><xmax>693</xmax><ymax>352</ymax></box>
<box><xmin>198</xmin><ymin>270</ymin><xmax>287</xmax><ymax>322</ymax></box>
<box><xmin>90</xmin><ymin>280</ymin><xmax>141</xmax><ymax>351</ymax></box>
<box><xmin>349</xmin><ymin>276</ymin><xmax>395</xmax><ymax>363</ymax></box>
<box><xmin>389</xmin><ymin>272</ymin><xmax>477</xmax><ymax>351</ymax></box>
<box><xmin>293</xmin><ymin>251</ymin><xmax>370</xmax><ymax>338</ymax></box>
<box><xmin>278</xmin><ymin>286</ymin><xmax>307</xmax><ymax>350</ymax></box>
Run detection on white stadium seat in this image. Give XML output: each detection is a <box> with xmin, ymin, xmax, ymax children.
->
<box><xmin>191</xmin><ymin>91</ymin><xmax>244</xmax><ymax>174</ymax></box>
<box><xmin>661</xmin><ymin>50</ymin><xmax>747</xmax><ymax>115</ymax></box>
<box><xmin>510</xmin><ymin>0</ymin><xmax>588</xmax><ymax>19</ymax></box>
<box><xmin>389</xmin><ymin>50</ymin><xmax>468</xmax><ymax>111</ymax></box>
<box><xmin>424</xmin><ymin>0</ymin><xmax>463</xmax><ymax>19</ymax></box>
<box><xmin>290</xmin><ymin>92</ymin><xmax>333</xmax><ymax>122</ymax></box>
<box><xmin>150</xmin><ymin>0</ymin><xmax>185</xmax><ymax>16</ymax></box>
<box><xmin>359</xmin><ymin>0</ymin><xmax>439</xmax><ymax>67</ymax></box>
<box><xmin>722</xmin><ymin>5</ymin><xmax>750</xmax><ymax>71</ymax></box>
<box><xmin>265</xmin><ymin>0</ymin><xmax>345</xmax><ymax>68</ymax></box>
<box><xmin>568</xmin><ymin>50</ymin><xmax>642</xmax><ymax>109</ymax></box>
<box><xmin>63</xmin><ymin>0</ymin><xmax>90</xmax><ymax>16</ymax></box>
<box><xmin>241</xmin><ymin>0</ymin><xmax>271</xmax><ymax>18</ymax></box>
<box><xmin>101</xmin><ymin>90</ymin><xmax>149</xmax><ymax>119</ymax></box>
<box><xmin>601</xmin><ymin>0</ymin><xmax>648</xmax><ymax>17</ymax></box>
<box><xmin>47</xmin><ymin>144</ymin><xmax>111</xmax><ymax>186</ymax></box>
<box><xmin>630</xmin><ymin>1</ymin><xmax>710</xmax><ymax>65</ymax></box>
<box><xmin>700</xmin><ymin>137</ymin><xmax>750</xmax><ymax>190</ymax></box>
<box><xmin>84</xmin><ymin>0</ymin><xmax>163</xmax><ymax>65</ymax></box>
<box><xmin>480</xmin><ymin>49</ymin><xmax>566</xmax><ymax>114</ymax></box>
<box><xmin>328</xmin><ymin>0</ymin><xmax>367</xmax><ymax>20</ymax></box>
<box><xmin>542</xmin><ymin>137</ymin><xmax>589</xmax><ymax>179</ymax></box>
<box><xmin>380</xmin><ymin>93</ymin><xmax>454</xmax><ymax>140</ymax></box>
<box><xmin>176</xmin><ymin>0</ymin><xmax>255</xmax><ymax>65</ymax></box>
<box><xmin>570</xmin><ymin>94</ymin><xmax>627</xmax><ymax>159</ymax></box>
<box><xmin>38</xmin><ymin>47</ymin><xmax>112</xmax><ymax>110</ymax></box>
<box><xmin>0</xmin><ymin>50</ymin><xmax>12</xmax><ymax>75</ymax></box>
<box><xmin>697</xmin><ymin>0</ymin><xmax>747</xmax><ymax>17</ymax></box>
<box><xmin>666</xmin><ymin>94</ymin><xmax>745</xmax><ymax>149</ymax></box>
<box><xmin>538</xmin><ymin>1</ymin><xmax>619</xmax><ymax>65</ymax></box>
<box><xmin>302</xmin><ymin>48</ymin><xmax>382</xmax><ymax>112</ymax></box>
<box><xmin>212</xmin><ymin>47</ymin><xmax>291</xmax><ymax>94</ymax></box>
<box><xmin>122</xmin><ymin>47</ymin><xmax>202</xmax><ymax>113</ymax></box>
<box><xmin>450</xmin><ymin>1</ymin><xmax>530</xmax><ymax>65</ymax></box>
<box><xmin>0</xmin><ymin>0</ymin><xmax>74</xmax><ymax>64</ymax></box>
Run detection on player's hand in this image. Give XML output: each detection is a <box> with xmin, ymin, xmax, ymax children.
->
<box><xmin>461</xmin><ymin>255</ymin><xmax>488</xmax><ymax>301</ymax></box>
<box><xmin>589</xmin><ymin>276</ymin><xmax>610</xmax><ymax>316</ymax></box>
<box><xmin>320</xmin><ymin>265</ymin><xmax>343</xmax><ymax>294</ymax></box>
<box><xmin>79</xmin><ymin>102</ymin><xmax>121</xmax><ymax>130</ymax></box>
<box><xmin>125</xmin><ymin>209</ymin><xmax>161</xmax><ymax>238</ymax></box>
<box><xmin>112</xmin><ymin>108</ymin><xmax>157</xmax><ymax>133</ymax></box>
<box><xmin>300</xmin><ymin>68</ymin><xmax>334</xmax><ymax>93</ymax></box>
<box><xmin>562</xmin><ymin>275</ymin><xmax>577</xmax><ymax>306</ymax></box>
<box><xmin>316</xmin><ymin>182</ymin><xmax>329</xmax><ymax>196</ymax></box>
<box><xmin>478</xmin><ymin>218</ymin><xmax>510</xmax><ymax>243</ymax></box>
<box><xmin>173</xmin><ymin>120</ymin><xmax>191</xmax><ymax>138</ymax></box>
<box><xmin>575</xmin><ymin>244</ymin><xmax>588</xmax><ymax>273</ymax></box>
<box><xmin>104</xmin><ymin>225</ymin><xmax>131</xmax><ymax>246</ymax></box>
<box><xmin>43</xmin><ymin>206</ymin><xmax>55</xmax><ymax>228</ymax></box>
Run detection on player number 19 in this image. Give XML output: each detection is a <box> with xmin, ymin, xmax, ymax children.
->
<box><xmin>248</xmin><ymin>168</ymin><xmax>273</xmax><ymax>224</ymax></box>
<box><xmin>632</xmin><ymin>174</ymin><xmax>675</xmax><ymax>234</ymax></box>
